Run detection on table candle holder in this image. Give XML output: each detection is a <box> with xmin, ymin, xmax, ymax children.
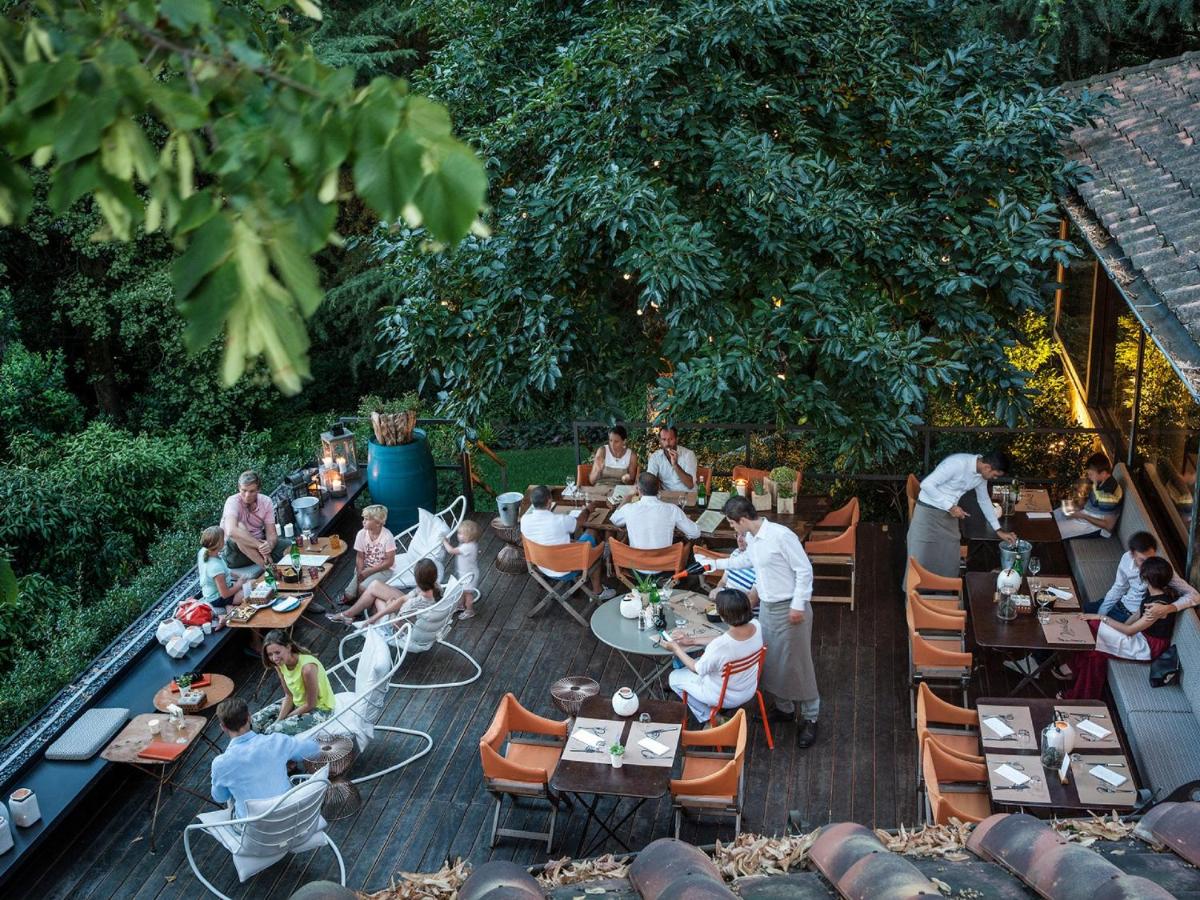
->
<box><xmin>8</xmin><ymin>789</ymin><xmax>40</xmax><ymax>827</ymax></box>
<box><xmin>0</xmin><ymin>813</ymin><xmax>12</xmax><ymax>853</ymax></box>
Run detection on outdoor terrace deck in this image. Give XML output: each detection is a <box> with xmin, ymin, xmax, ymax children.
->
<box><xmin>20</xmin><ymin>515</ymin><xmax>919</xmax><ymax>899</ymax></box>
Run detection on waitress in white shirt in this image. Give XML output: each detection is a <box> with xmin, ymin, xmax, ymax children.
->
<box><xmin>662</xmin><ymin>589</ymin><xmax>763</xmax><ymax>723</ymax></box>
<box><xmin>696</xmin><ymin>496</ymin><xmax>820</xmax><ymax>749</ymax></box>
<box><xmin>588</xmin><ymin>425</ymin><xmax>639</xmax><ymax>487</ymax></box>
<box><xmin>908</xmin><ymin>451</ymin><xmax>1016</xmax><ymax>579</ymax></box>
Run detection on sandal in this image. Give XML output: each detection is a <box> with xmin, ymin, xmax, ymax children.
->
<box><xmin>325</xmin><ymin>612</ymin><xmax>352</xmax><ymax>624</ymax></box>
<box><xmin>1051</xmin><ymin>664</ymin><xmax>1074</xmax><ymax>681</ymax></box>
<box><xmin>458</xmin><ymin>609</ymin><xmax>476</xmax><ymax>620</ymax></box>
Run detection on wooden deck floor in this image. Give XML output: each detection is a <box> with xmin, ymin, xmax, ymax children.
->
<box><xmin>21</xmin><ymin>517</ymin><xmax>919</xmax><ymax>899</ymax></box>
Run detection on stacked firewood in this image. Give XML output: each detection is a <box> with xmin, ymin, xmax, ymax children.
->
<box><xmin>370</xmin><ymin>410</ymin><xmax>417</xmax><ymax>446</ymax></box>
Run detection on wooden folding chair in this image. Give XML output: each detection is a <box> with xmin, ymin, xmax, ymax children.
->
<box><xmin>907</xmin><ymin>556</ymin><xmax>964</xmax><ymax>609</ymax></box>
<box><xmin>809</xmin><ymin>497</ymin><xmax>859</xmax><ymax>538</ymax></box>
<box><xmin>680</xmin><ymin>646</ymin><xmax>774</xmax><ymax>749</ymax></box>
<box><xmin>576</xmin><ymin>462</ymin><xmax>592</xmax><ymax>488</ymax></box>
<box><xmin>479</xmin><ymin>692</ymin><xmax>569</xmax><ymax>851</ymax></box>
<box><xmin>921</xmin><ymin>739</ymin><xmax>991</xmax><ymax>825</ymax></box>
<box><xmin>905</xmin><ymin>473</ymin><xmax>921</xmax><ymax>522</ymax></box>
<box><xmin>522</xmin><ymin>536</ymin><xmax>604</xmax><ymax>627</ymax></box>
<box><xmin>694</xmin><ymin>545</ymin><xmax>729</xmax><ymax>588</ymax></box>
<box><xmin>608</xmin><ymin>538</ymin><xmax>687</xmax><ymax>591</ymax></box>
<box><xmin>670</xmin><ymin>710</ymin><xmax>748</xmax><ymax>839</ymax></box>
<box><xmin>906</xmin><ymin>595</ymin><xmax>971</xmax><ymax>727</ymax></box>
<box><xmin>915</xmin><ymin>682</ymin><xmax>981</xmax><ymax>816</ymax></box>
<box><xmin>805</xmin><ymin>519</ymin><xmax>857</xmax><ymax>609</ymax></box>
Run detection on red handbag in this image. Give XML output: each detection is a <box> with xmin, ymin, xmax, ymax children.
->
<box><xmin>176</xmin><ymin>597</ymin><xmax>214</xmax><ymax>627</ymax></box>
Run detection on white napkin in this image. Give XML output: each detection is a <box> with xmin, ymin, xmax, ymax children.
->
<box><xmin>294</xmin><ymin>554</ymin><xmax>329</xmax><ymax>567</ymax></box>
<box><xmin>1089</xmin><ymin>765</ymin><xmax>1127</xmax><ymax>787</ymax></box>
<box><xmin>566</xmin><ymin>508</ymin><xmax>583</xmax><ymax>518</ymax></box>
<box><xmin>1047</xmin><ymin>586</ymin><xmax>1073</xmax><ymax>599</ymax></box>
<box><xmin>1026</xmin><ymin>512</ymin><xmax>1052</xmax><ymax>519</ymax></box>
<box><xmin>983</xmin><ymin>717</ymin><xmax>1015</xmax><ymax>738</ymax></box>
<box><xmin>1077</xmin><ymin>719</ymin><xmax>1111</xmax><ymax>739</ymax></box>
<box><xmin>994</xmin><ymin>763</ymin><xmax>1030</xmax><ymax>786</ymax></box>
<box><xmin>571</xmin><ymin>730</ymin><xmax>603</xmax><ymax>749</ymax></box>
<box><xmin>638</xmin><ymin>737</ymin><xmax>671</xmax><ymax>757</ymax></box>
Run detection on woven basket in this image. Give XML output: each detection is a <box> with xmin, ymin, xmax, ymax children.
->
<box><xmin>177</xmin><ymin>690</ymin><xmax>207</xmax><ymax>714</ymax></box>
<box><xmin>305</xmin><ymin>732</ymin><xmax>357</xmax><ymax>778</ymax></box>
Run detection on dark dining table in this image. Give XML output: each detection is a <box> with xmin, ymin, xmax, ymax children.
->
<box><xmin>976</xmin><ymin>697</ymin><xmax>1138</xmax><ymax>814</ymax></box>
<box><xmin>550</xmin><ymin>695</ymin><xmax>686</xmax><ymax>856</ymax></box>
<box><xmin>965</xmin><ymin>571</ymin><xmax>1095</xmax><ymax>695</ymax></box>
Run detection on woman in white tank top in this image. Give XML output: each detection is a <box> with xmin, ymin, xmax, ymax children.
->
<box><xmin>589</xmin><ymin>424</ymin><xmax>639</xmax><ymax>487</ymax></box>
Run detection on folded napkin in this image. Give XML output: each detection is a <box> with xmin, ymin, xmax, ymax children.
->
<box><xmin>638</xmin><ymin>737</ymin><xmax>671</xmax><ymax>757</ymax></box>
<box><xmin>1077</xmin><ymin>719</ymin><xmax>1111</xmax><ymax>740</ymax></box>
<box><xmin>1089</xmin><ymin>765</ymin><xmax>1127</xmax><ymax>787</ymax></box>
<box><xmin>982</xmin><ymin>717</ymin><xmax>1014</xmax><ymax>738</ymax></box>
<box><xmin>993</xmin><ymin>763</ymin><xmax>1030</xmax><ymax>785</ymax></box>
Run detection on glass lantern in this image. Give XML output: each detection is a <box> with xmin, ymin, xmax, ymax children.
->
<box><xmin>321</xmin><ymin>426</ymin><xmax>358</xmax><ymax>478</ymax></box>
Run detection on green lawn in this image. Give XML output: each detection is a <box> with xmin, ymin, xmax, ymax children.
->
<box><xmin>470</xmin><ymin>445</ymin><xmax>578</xmax><ymax>511</ymax></box>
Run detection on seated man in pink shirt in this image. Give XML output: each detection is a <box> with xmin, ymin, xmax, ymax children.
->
<box><xmin>221</xmin><ymin>470</ymin><xmax>286</xmax><ymax>569</ymax></box>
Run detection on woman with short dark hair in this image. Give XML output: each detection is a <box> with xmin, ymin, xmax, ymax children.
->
<box><xmin>662</xmin><ymin>589</ymin><xmax>764</xmax><ymax>723</ymax></box>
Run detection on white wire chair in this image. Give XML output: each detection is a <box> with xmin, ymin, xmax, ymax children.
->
<box><xmin>387</xmin><ymin>495</ymin><xmax>468</xmax><ymax>587</ymax></box>
<box><xmin>339</xmin><ymin>575</ymin><xmax>482</xmax><ymax>691</ymax></box>
<box><xmin>184</xmin><ymin>765</ymin><xmax>345</xmax><ymax>900</ymax></box>
<box><xmin>300</xmin><ymin>622</ymin><xmax>433</xmax><ymax>784</ymax></box>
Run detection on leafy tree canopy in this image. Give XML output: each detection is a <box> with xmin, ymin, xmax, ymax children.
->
<box><xmin>373</xmin><ymin>0</ymin><xmax>1103</xmax><ymax>467</ymax></box>
<box><xmin>0</xmin><ymin>0</ymin><xmax>486</xmax><ymax>394</ymax></box>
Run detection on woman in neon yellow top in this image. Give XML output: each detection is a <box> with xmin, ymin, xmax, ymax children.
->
<box><xmin>250</xmin><ymin>630</ymin><xmax>335</xmax><ymax>736</ymax></box>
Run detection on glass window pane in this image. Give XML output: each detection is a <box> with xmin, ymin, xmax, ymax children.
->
<box><xmin>1055</xmin><ymin>250</ymin><xmax>1096</xmax><ymax>390</ymax></box>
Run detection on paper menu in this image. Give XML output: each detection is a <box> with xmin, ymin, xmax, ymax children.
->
<box><xmin>1090</xmin><ymin>765</ymin><xmax>1127</xmax><ymax>787</ymax></box>
<box><xmin>1076</xmin><ymin>719</ymin><xmax>1111</xmax><ymax>740</ymax></box>
<box><xmin>294</xmin><ymin>554</ymin><xmax>329</xmax><ymax>567</ymax></box>
<box><xmin>696</xmin><ymin>510</ymin><xmax>725</xmax><ymax>533</ymax></box>
<box><xmin>994</xmin><ymin>763</ymin><xmax>1030</xmax><ymax>785</ymax></box>
<box><xmin>982</xmin><ymin>717</ymin><xmax>1014</xmax><ymax>738</ymax></box>
<box><xmin>706</xmin><ymin>491</ymin><xmax>731</xmax><ymax>510</ymax></box>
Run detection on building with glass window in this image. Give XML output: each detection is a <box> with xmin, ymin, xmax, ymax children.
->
<box><xmin>1056</xmin><ymin>52</ymin><xmax>1200</xmax><ymax>577</ymax></box>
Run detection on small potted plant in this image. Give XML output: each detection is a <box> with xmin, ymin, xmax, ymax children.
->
<box><xmin>751</xmin><ymin>478</ymin><xmax>772</xmax><ymax>512</ymax></box>
<box><xmin>772</xmin><ymin>466</ymin><xmax>797</xmax><ymax>514</ymax></box>
<box><xmin>609</xmin><ymin>742</ymin><xmax>626</xmax><ymax>769</ymax></box>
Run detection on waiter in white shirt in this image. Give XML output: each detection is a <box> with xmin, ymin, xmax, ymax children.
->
<box><xmin>696</xmin><ymin>495</ymin><xmax>820</xmax><ymax>749</ymax></box>
<box><xmin>646</xmin><ymin>426</ymin><xmax>697</xmax><ymax>493</ymax></box>
<box><xmin>610</xmin><ymin>473</ymin><xmax>701</xmax><ymax>554</ymax></box>
<box><xmin>908</xmin><ymin>451</ymin><xmax>1016</xmax><ymax>579</ymax></box>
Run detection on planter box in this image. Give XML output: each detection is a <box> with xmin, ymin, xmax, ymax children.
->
<box><xmin>776</xmin><ymin>497</ymin><xmax>795</xmax><ymax>515</ymax></box>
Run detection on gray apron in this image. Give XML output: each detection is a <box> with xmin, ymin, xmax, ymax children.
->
<box><xmin>907</xmin><ymin>502</ymin><xmax>961</xmax><ymax>579</ymax></box>
<box><xmin>759</xmin><ymin>601</ymin><xmax>818</xmax><ymax>703</ymax></box>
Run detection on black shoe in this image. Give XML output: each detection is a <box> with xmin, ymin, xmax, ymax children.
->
<box><xmin>797</xmin><ymin>719</ymin><xmax>818</xmax><ymax>749</ymax></box>
<box><xmin>767</xmin><ymin>707</ymin><xmax>796</xmax><ymax>724</ymax></box>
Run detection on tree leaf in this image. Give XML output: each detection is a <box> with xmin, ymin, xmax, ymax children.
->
<box><xmin>172</xmin><ymin>214</ymin><xmax>234</xmax><ymax>302</ymax></box>
<box><xmin>413</xmin><ymin>140</ymin><xmax>487</xmax><ymax>242</ymax></box>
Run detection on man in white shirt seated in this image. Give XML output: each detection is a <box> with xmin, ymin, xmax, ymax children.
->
<box><xmin>646</xmin><ymin>425</ymin><xmax>697</xmax><ymax>493</ymax></box>
<box><xmin>610</xmin><ymin>473</ymin><xmax>701</xmax><ymax>555</ymax></box>
<box><xmin>519</xmin><ymin>485</ymin><xmax>617</xmax><ymax>600</ymax></box>
<box><xmin>696</xmin><ymin>496</ymin><xmax>820</xmax><ymax>749</ymax></box>
<box><xmin>907</xmin><ymin>450</ymin><xmax>1017</xmax><ymax>579</ymax></box>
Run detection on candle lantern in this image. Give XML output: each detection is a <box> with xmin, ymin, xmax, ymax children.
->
<box><xmin>321</xmin><ymin>467</ymin><xmax>347</xmax><ymax>498</ymax></box>
<box><xmin>9</xmin><ymin>788</ymin><xmax>40</xmax><ymax>827</ymax></box>
<box><xmin>321</xmin><ymin>426</ymin><xmax>358</xmax><ymax>479</ymax></box>
<box><xmin>734</xmin><ymin>478</ymin><xmax>749</xmax><ymax>497</ymax></box>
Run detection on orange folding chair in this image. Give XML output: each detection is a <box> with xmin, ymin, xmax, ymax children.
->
<box><xmin>670</xmin><ymin>710</ymin><xmax>748</xmax><ymax>839</ymax></box>
<box><xmin>906</xmin><ymin>556</ymin><xmax>964</xmax><ymax>608</ymax></box>
<box><xmin>608</xmin><ymin>538</ymin><xmax>688</xmax><ymax>591</ymax></box>
<box><xmin>680</xmin><ymin>645</ymin><xmax>774</xmax><ymax>749</ymax></box>
<box><xmin>810</xmin><ymin>497</ymin><xmax>860</xmax><ymax>538</ymax></box>
<box><xmin>915</xmin><ymin>682</ymin><xmax>981</xmax><ymax>810</ymax></box>
<box><xmin>695</xmin><ymin>465</ymin><xmax>713</xmax><ymax>495</ymax></box>
<box><xmin>694</xmin><ymin>545</ymin><xmax>730</xmax><ymax>588</ymax></box>
<box><xmin>906</xmin><ymin>595</ymin><xmax>972</xmax><ymax>727</ymax></box>
<box><xmin>905</xmin><ymin>474</ymin><xmax>921</xmax><ymax>521</ymax></box>
<box><xmin>576</xmin><ymin>462</ymin><xmax>592</xmax><ymax>488</ymax></box>
<box><xmin>479</xmin><ymin>692</ymin><xmax>569</xmax><ymax>851</ymax></box>
<box><xmin>921</xmin><ymin>739</ymin><xmax>991</xmax><ymax>825</ymax></box>
<box><xmin>805</xmin><ymin>515</ymin><xmax>857</xmax><ymax>609</ymax></box>
<box><xmin>522</xmin><ymin>537</ymin><xmax>604</xmax><ymax>627</ymax></box>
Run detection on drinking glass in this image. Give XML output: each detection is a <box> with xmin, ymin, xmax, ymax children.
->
<box><xmin>1036</xmin><ymin>591</ymin><xmax>1054</xmax><ymax>624</ymax></box>
<box><xmin>1029</xmin><ymin>556</ymin><xmax>1041</xmax><ymax>577</ymax></box>
<box><xmin>565</xmin><ymin>477</ymin><xmax>576</xmax><ymax>498</ymax></box>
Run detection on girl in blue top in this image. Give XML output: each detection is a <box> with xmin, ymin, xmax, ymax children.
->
<box><xmin>199</xmin><ymin>526</ymin><xmax>248</xmax><ymax>613</ymax></box>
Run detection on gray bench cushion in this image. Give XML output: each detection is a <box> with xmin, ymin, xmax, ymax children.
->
<box><xmin>1123</xmin><ymin>709</ymin><xmax>1200</xmax><ymax>797</ymax></box>
<box><xmin>1175</xmin><ymin>610</ymin><xmax>1200</xmax><ymax>718</ymax></box>
<box><xmin>1109</xmin><ymin>660</ymin><xmax>1192</xmax><ymax>713</ymax></box>
<box><xmin>45</xmin><ymin>708</ymin><xmax>130</xmax><ymax>761</ymax></box>
<box><xmin>1065</xmin><ymin>537</ymin><xmax>1125</xmax><ymax>602</ymax></box>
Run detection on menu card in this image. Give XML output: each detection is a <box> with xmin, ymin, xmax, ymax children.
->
<box><xmin>1053</xmin><ymin>706</ymin><xmax>1121</xmax><ymax>750</ymax></box>
<box><xmin>1070</xmin><ymin>754</ymin><xmax>1137</xmax><ymax>807</ymax></box>
<box><xmin>696</xmin><ymin>510</ymin><xmax>726</xmax><ymax>533</ymax></box>
<box><xmin>626</xmin><ymin>721</ymin><xmax>681</xmax><ymax>767</ymax></box>
<box><xmin>1041</xmin><ymin>614</ymin><xmax>1096</xmax><ymax>646</ymax></box>
<box><xmin>561</xmin><ymin>718</ymin><xmax>624</xmax><ymax>764</ymax></box>
<box><xmin>986</xmin><ymin>754</ymin><xmax>1051</xmax><ymax>804</ymax></box>
<box><xmin>977</xmin><ymin>704</ymin><xmax>1037</xmax><ymax>750</ymax></box>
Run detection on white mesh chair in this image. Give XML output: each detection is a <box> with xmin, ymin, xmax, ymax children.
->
<box><xmin>339</xmin><ymin>576</ymin><xmax>482</xmax><ymax>691</ymax></box>
<box><xmin>300</xmin><ymin>622</ymin><xmax>433</xmax><ymax>784</ymax></box>
<box><xmin>184</xmin><ymin>765</ymin><xmax>345</xmax><ymax>899</ymax></box>
<box><xmin>387</xmin><ymin>495</ymin><xmax>468</xmax><ymax>587</ymax></box>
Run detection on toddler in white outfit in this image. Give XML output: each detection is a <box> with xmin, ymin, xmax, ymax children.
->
<box><xmin>443</xmin><ymin>519</ymin><xmax>481</xmax><ymax>618</ymax></box>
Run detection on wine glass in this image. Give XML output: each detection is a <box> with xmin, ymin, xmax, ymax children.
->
<box><xmin>565</xmin><ymin>476</ymin><xmax>576</xmax><ymax>499</ymax></box>
<box><xmin>1036</xmin><ymin>591</ymin><xmax>1054</xmax><ymax>624</ymax></box>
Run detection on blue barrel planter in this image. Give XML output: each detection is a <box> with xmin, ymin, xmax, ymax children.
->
<box><xmin>366</xmin><ymin>428</ymin><xmax>437</xmax><ymax>531</ymax></box>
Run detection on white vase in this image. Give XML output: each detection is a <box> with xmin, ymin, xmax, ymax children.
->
<box><xmin>610</xmin><ymin>753</ymin><xmax>623</xmax><ymax>769</ymax></box>
<box><xmin>1060</xmin><ymin>718</ymin><xmax>1077</xmax><ymax>755</ymax></box>
<box><xmin>776</xmin><ymin>497</ymin><xmax>794</xmax><ymax>515</ymax></box>
<box><xmin>752</xmin><ymin>492</ymin><xmax>772</xmax><ymax>511</ymax></box>
<box><xmin>996</xmin><ymin>568</ymin><xmax>1023</xmax><ymax>595</ymax></box>
<box><xmin>619</xmin><ymin>594</ymin><xmax>643</xmax><ymax>619</ymax></box>
<box><xmin>612</xmin><ymin>687</ymin><xmax>639</xmax><ymax>717</ymax></box>
<box><xmin>0</xmin><ymin>814</ymin><xmax>11</xmax><ymax>854</ymax></box>
<box><xmin>8</xmin><ymin>790</ymin><xmax>39</xmax><ymax>827</ymax></box>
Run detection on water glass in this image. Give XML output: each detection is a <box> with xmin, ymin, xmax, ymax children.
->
<box><xmin>565</xmin><ymin>477</ymin><xmax>576</xmax><ymax>498</ymax></box>
<box><xmin>1029</xmin><ymin>556</ymin><xmax>1042</xmax><ymax>577</ymax></box>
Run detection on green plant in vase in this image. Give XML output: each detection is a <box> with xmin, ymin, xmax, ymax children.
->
<box><xmin>771</xmin><ymin>466</ymin><xmax>798</xmax><ymax>514</ymax></box>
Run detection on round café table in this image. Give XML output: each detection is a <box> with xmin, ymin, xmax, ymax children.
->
<box><xmin>153</xmin><ymin>673</ymin><xmax>236</xmax><ymax>713</ymax></box>
<box><xmin>589</xmin><ymin>591</ymin><xmax>725</xmax><ymax>697</ymax></box>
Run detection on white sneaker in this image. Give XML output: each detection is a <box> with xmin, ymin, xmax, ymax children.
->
<box><xmin>1003</xmin><ymin>655</ymin><xmax>1036</xmax><ymax>676</ymax></box>
<box><xmin>596</xmin><ymin>587</ymin><xmax>618</xmax><ymax>601</ymax></box>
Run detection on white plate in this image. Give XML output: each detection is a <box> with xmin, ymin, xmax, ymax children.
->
<box><xmin>271</xmin><ymin>596</ymin><xmax>301</xmax><ymax>613</ymax></box>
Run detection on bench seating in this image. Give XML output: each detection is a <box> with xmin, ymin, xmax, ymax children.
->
<box><xmin>1060</xmin><ymin>463</ymin><xmax>1200</xmax><ymax>798</ymax></box>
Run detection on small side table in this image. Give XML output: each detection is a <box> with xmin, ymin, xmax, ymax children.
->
<box><xmin>304</xmin><ymin>733</ymin><xmax>361</xmax><ymax>820</ymax></box>
<box><xmin>153</xmin><ymin>674</ymin><xmax>236</xmax><ymax>714</ymax></box>
<box><xmin>491</xmin><ymin>517</ymin><xmax>527</xmax><ymax>574</ymax></box>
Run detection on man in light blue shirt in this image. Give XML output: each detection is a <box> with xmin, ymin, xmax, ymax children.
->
<box><xmin>210</xmin><ymin>698</ymin><xmax>320</xmax><ymax>817</ymax></box>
